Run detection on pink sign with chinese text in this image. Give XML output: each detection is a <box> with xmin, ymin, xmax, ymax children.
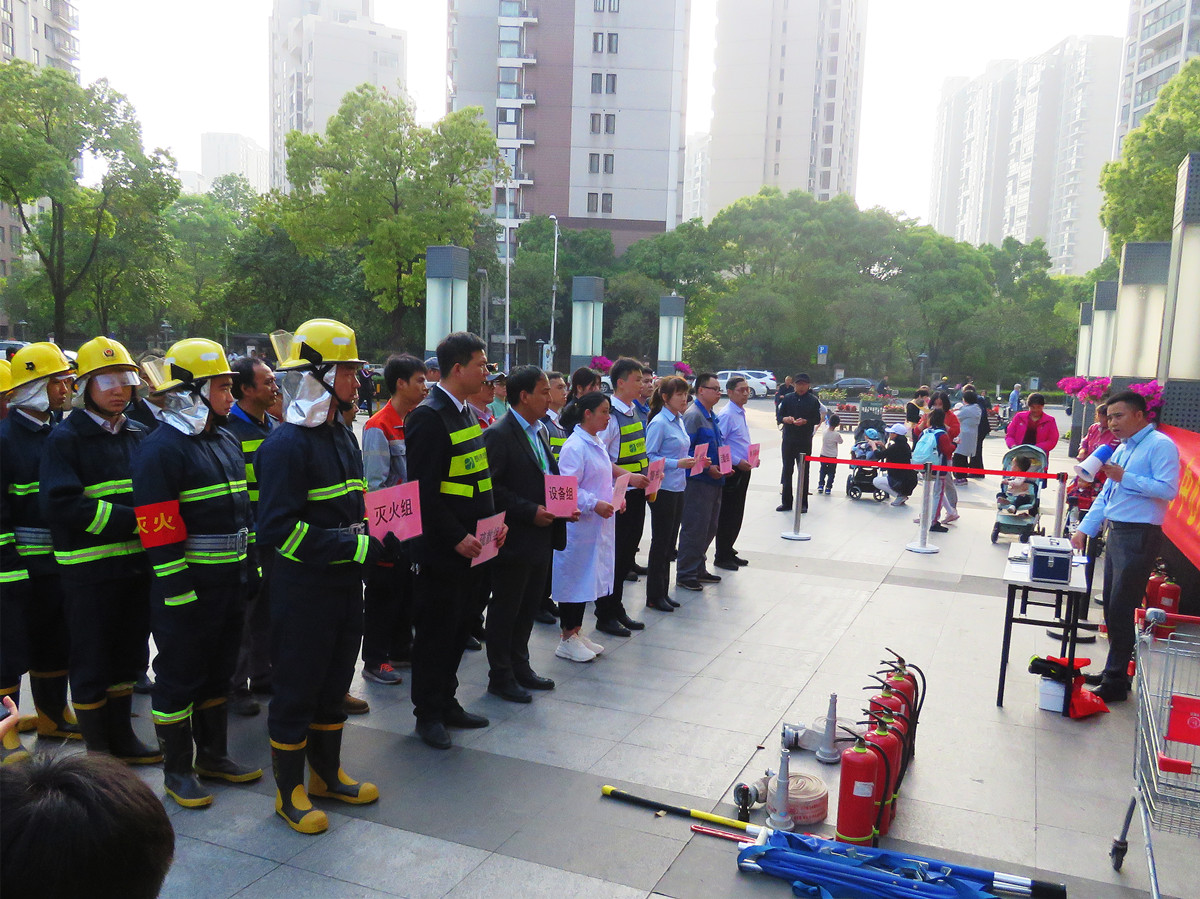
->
<box><xmin>690</xmin><ymin>443</ymin><xmax>709</xmax><ymax>476</ymax></box>
<box><xmin>645</xmin><ymin>458</ymin><xmax>665</xmax><ymax>498</ymax></box>
<box><xmin>612</xmin><ymin>472</ymin><xmax>631</xmax><ymax>512</ymax></box>
<box><xmin>748</xmin><ymin>444</ymin><xmax>761</xmax><ymax>468</ymax></box>
<box><xmin>365</xmin><ymin>482</ymin><xmax>422</xmax><ymax>542</ymax></box>
<box><xmin>472</xmin><ymin>512</ymin><xmax>506</xmax><ymax>567</ymax></box>
<box><xmin>718</xmin><ymin>445</ymin><xmax>733</xmax><ymax>475</ymax></box>
<box><xmin>544</xmin><ymin>474</ymin><xmax>579</xmax><ymax>517</ymax></box>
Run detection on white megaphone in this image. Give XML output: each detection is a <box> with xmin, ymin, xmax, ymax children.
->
<box><xmin>1074</xmin><ymin>442</ymin><xmax>1116</xmax><ymax>483</ymax></box>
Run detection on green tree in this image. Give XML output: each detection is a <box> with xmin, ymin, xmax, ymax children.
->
<box><xmin>208</xmin><ymin>173</ymin><xmax>260</xmax><ymax>228</ymax></box>
<box><xmin>1100</xmin><ymin>57</ymin><xmax>1200</xmax><ymax>254</ymax></box>
<box><xmin>0</xmin><ymin>60</ymin><xmax>178</xmax><ymax>338</ymax></box>
<box><xmin>282</xmin><ymin>85</ymin><xmax>499</xmax><ymax>341</ymax></box>
<box><xmin>163</xmin><ymin>193</ymin><xmax>240</xmax><ymax>330</ymax></box>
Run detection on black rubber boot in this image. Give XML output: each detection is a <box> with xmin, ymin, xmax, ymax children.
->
<box><xmin>271</xmin><ymin>740</ymin><xmax>328</xmax><ymax>834</ymax></box>
<box><xmin>30</xmin><ymin>672</ymin><xmax>81</xmax><ymax>740</ymax></box>
<box><xmin>192</xmin><ymin>699</ymin><xmax>261</xmax><ymax>782</ymax></box>
<box><xmin>306</xmin><ymin>724</ymin><xmax>379</xmax><ymax>805</ymax></box>
<box><xmin>105</xmin><ymin>690</ymin><xmax>162</xmax><ymax>765</ymax></box>
<box><xmin>72</xmin><ymin>700</ymin><xmax>110</xmax><ymax>754</ymax></box>
<box><xmin>155</xmin><ymin>718</ymin><xmax>212</xmax><ymax>808</ymax></box>
<box><xmin>0</xmin><ymin>687</ymin><xmax>31</xmax><ymax>765</ymax></box>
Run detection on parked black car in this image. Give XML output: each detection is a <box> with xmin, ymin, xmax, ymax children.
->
<box><xmin>813</xmin><ymin>377</ymin><xmax>875</xmax><ymax>397</ymax></box>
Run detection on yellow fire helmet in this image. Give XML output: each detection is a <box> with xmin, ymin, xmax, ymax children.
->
<box><xmin>153</xmin><ymin>337</ymin><xmax>233</xmax><ymax>394</ymax></box>
<box><xmin>274</xmin><ymin>318</ymin><xmax>366</xmax><ymax>372</ymax></box>
<box><xmin>8</xmin><ymin>342</ymin><xmax>72</xmax><ymax>390</ymax></box>
<box><xmin>0</xmin><ymin>359</ymin><xmax>10</xmax><ymax>393</ymax></box>
<box><xmin>75</xmin><ymin>336</ymin><xmax>139</xmax><ymax>380</ymax></box>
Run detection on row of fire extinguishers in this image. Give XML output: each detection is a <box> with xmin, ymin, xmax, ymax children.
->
<box><xmin>835</xmin><ymin>649</ymin><xmax>926</xmax><ymax>848</ymax></box>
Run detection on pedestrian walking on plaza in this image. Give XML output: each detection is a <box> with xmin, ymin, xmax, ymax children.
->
<box><xmin>552</xmin><ymin>392</ymin><xmax>617</xmax><ymax>662</ymax></box>
<box><xmin>644</xmin><ymin>376</ymin><xmax>695</xmax><ymax>611</ymax></box>
<box><xmin>777</xmin><ymin>372</ymin><xmax>821</xmax><ymax>512</ymax></box>
<box><xmin>1005</xmin><ymin>392</ymin><xmax>1059</xmax><ymax>457</ymax></box>
<box><xmin>676</xmin><ymin>373</ymin><xmax>726</xmax><ymax>591</ymax></box>
<box><xmin>816</xmin><ymin>413</ymin><xmax>844</xmax><ymax>495</ymax></box>
<box><xmin>1071</xmin><ymin>391</ymin><xmax>1180</xmax><ymax>703</ymax></box>
<box><xmin>715</xmin><ymin>375</ymin><xmax>754</xmax><ymax>569</ymax></box>
<box><xmin>953</xmin><ymin>388</ymin><xmax>982</xmax><ymax>484</ymax></box>
<box><xmin>483</xmin><ymin>366</ymin><xmax>573</xmax><ymax>700</ymax></box>
<box><xmin>405</xmin><ymin>332</ymin><xmax>507</xmax><ymax>750</ymax></box>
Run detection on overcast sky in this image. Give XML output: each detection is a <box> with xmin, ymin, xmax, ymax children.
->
<box><xmin>77</xmin><ymin>0</ymin><xmax>1129</xmax><ymax>223</ymax></box>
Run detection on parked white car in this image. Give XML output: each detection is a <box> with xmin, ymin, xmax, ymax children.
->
<box><xmin>716</xmin><ymin>370</ymin><xmax>771</xmax><ymax>398</ymax></box>
<box><xmin>743</xmin><ymin>370</ymin><xmax>777</xmax><ymax>393</ymax></box>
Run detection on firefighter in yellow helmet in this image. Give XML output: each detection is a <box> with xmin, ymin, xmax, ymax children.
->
<box><xmin>39</xmin><ymin>337</ymin><xmax>161</xmax><ymax>763</ymax></box>
<box><xmin>255</xmin><ymin>319</ymin><xmax>381</xmax><ymax>833</ymax></box>
<box><xmin>0</xmin><ymin>358</ymin><xmax>11</xmax><ymax>420</ymax></box>
<box><xmin>1</xmin><ymin>343</ymin><xmax>78</xmax><ymax>762</ymax></box>
<box><xmin>131</xmin><ymin>338</ymin><xmax>261</xmax><ymax>807</ymax></box>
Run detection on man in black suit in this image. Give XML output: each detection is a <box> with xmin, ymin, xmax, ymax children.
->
<box><xmin>406</xmin><ymin>332</ymin><xmax>507</xmax><ymax>749</ymax></box>
<box><xmin>482</xmin><ymin>366</ymin><xmax>577</xmax><ymax>703</ymax></box>
<box><xmin>777</xmin><ymin>372</ymin><xmax>822</xmax><ymax>512</ymax></box>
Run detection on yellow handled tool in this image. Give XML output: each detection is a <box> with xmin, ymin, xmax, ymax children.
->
<box><xmin>600</xmin><ymin>785</ymin><xmax>763</xmax><ymax>835</ymax></box>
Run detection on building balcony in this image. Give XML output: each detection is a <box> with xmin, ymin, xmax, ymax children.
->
<box><xmin>498</xmin><ymin>2</ymin><xmax>538</xmax><ymax>24</ymax></box>
<box><xmin>51</xmin><ymin>0</ymin><xmax>79</xmax><ymax>28</ymax></box>
<box><xmin>50</xmin><ymin>29</ymin><xmax>79</xmax><ymax>59</ymax></box>
<box><xmin>496</xmin><ymin>91</ymin><xmax>536</xmax><ymax>108</ymax></box>
<box><xmin>497</xmin><ymin>52</ymin><xmax>537</xmax><ymax>67</ymax></box>
<box><xmin>47</xmin><ymin>55</ymin><xmax>79</xmax><ymax>79</ymax></box>
<box><xmin>512</xmin><ymin>169</ymin><xmax>533</xmax><ymax>184</ymax></box>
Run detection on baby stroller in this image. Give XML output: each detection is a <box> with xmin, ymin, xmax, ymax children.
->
<box><xmin>846</xmin><ymin>424</ymin><xmax>888</xmax><ymax>502</ymax></box>
<box><xmin>990</xmin><ymin>444</ymin><xmax>1047</xmax><ymax>544</ymax></box>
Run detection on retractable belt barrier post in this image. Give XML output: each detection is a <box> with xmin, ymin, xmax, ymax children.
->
<box><xmin>781</xmin><ymin>453</ymin><xmax>812</xmax><ymax>542</ymax></box>
<box><xmin>1052</xmin><ymin>471</ymin><xmax>1067</xmax><ymax>538</ymax></box>
<box><xmin>906</xmin><ymin>463</ymin><xmax>939</xmax><ymax>555</ymax></box>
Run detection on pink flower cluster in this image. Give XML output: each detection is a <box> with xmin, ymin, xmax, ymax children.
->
<box><xmin>1128</xmin><ymin>380</ymin><xmax>1164</xmax><ymax>421</ymax></box>
<box><xmin>1057</xmin><ymin>376</ymin><xmax>1089</xmax><ymax>395</ymax></box>
<box><xmin>673</xmin><ymin>362</ymin><xmax>694</xmax><ymax>377</ymax></box>
<box><xmin>590</xmin><ymin>355</ymin><xmax>613</xmax><ymax>373</ymax></box>
<box><xmin>1076</xmin><ymin>377</ymin><xmax>1111</xmax><ymax>403</ymax></box>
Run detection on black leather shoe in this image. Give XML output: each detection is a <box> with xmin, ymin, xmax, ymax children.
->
<box><xmin>1091</xmin><ymin>681</ymin><xmax>1129</xmax><ymax>702</ymax></box>
<box><xmin>596</xmin><ymin>618</ymin><xmax>632</xmax><ymax>638</ymax></box>
<box><xmin>488</xmin><ymin>681</ymin><xmax>532</xmax><ymax>704</ymax></box>
<box><xmin>697</xmin><ymin>572</ymin><xmax>722</xmax><ymax>584</ymax></box>
<box><xmin>714</xmin><ymin>560</ymin><xmax>739</xmax><ymax>572</ymax></box>
<box><xmin>532</xmin><ymin>609</ymin><xmax>557</xmax><ymax>625</ymax></box>
<box><xmin>677</xmin><ymin>579</ymin><xmax>703</xmax><ymax>591</ymax></box>
<box><xmin>616</xmin><ymin>611</ymin><xmax>645</xmax><ymax>631</ymax></box>
<box><xmin>515</xmin><ymin>671</ymin><xmax>555</xmax><ymax>691</ymax></box>
<box><xmin>1083</xmin><ymin>673</ymin><xmax>1104</xmax><ymax>687</ymax></box>
<box><xmin>632</xmin><ymin>563</ymin><xmax>649</xmax><ymax>575</ymax></box>
<box><xmin>445</xmin><ymin>706</ymin><xmax>490</xmax><ymax>729</ymax></box>
<box><xmin>666</xmin><ymin>597</ymin><xmax>681</xmax><ymax>607</ymax></box>
<box><xmin>624</xmin><ymin>571</ymin><xmax>639</xmax><ymax>582</ymax></box>
<box><xmin>776</xmin><ymin>504</ymin><xmax>792</xmax><ymax>512</ymax></box>
<box><xmin>929</xmin><ymin>523</ymin><xmax>949</xmax><ymax>533</ymax></box>
<box><xmin>464</xmin><ymin>635</ymin><xmax>483</xmax><ymax>651</ymax></box>
<box><xmin>416</xmin><ymin>720</ymin><xmax>452</xmax><ymax>750</ymax></box>
<box><xmin>733</xmin><ymin>556</ymin><xmax>750</xmax><ymax>566</ymax></box>
<box><xmin>646</xmin><ymin>597</ymin><xmax>675</xmax><ymax>612</ymax></box>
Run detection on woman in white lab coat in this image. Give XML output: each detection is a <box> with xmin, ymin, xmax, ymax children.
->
<box><xmin>552</xmin><ymin>392</ymin><xmax>617</xmax><ymax>662</ymax></box>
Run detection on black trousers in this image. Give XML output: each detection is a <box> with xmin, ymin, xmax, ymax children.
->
<box><xmin>646</xmin><ymin>489</ymin><xmax>684</xmax><ymax>603</ymax></box>
<box><xmin>151</xmin><ymin>581</ymin><xmax>243</xmax><ymax>720</ymax></box>
<box><xmin>559</xmin><ymin>601</ymin><xmax>586</xmax><ymax>631</ymax></box>
<box><xmin>410</xmin><ymin>564</ymin><xmax>484</xmax><ymax>723</ymax></box>
<box><xmin>268</xmin><ymin>565</ymin><xmax>363</xmax><ymax>744</ymax></box>
<box><xmin>64</xmin><ymin>572</ymin><xmax>151</xmax><ymax>705</ymax></box>
<box><xmin>969</xmin><ymin>432</ymin><xmax>986</xmax><ymax>478</ymax></box>
<box><xmin>0</xmin><ymin>579</ymin><xmax>31</xmax><ymax>691</ymax></box>
<box><xmin>716</xmin><ymin>469</ymin><xmax>751</xmax><ymax>562</ymax></box>
<box><xmin>231</xmin><ymin>551</ymin><xmax>273</xmax><ymax>694</ymax></box>
<box><xmin>596</xmin><ymin>487</ymin><xmax>646</xmax><ymax>621</ymax></box>
<box><xmin>780</xmin><ymin>441</ymin><xmax>812</xmax><ymax>508</ymax></box>
<box><xmin>486</xmin><ymin>555</ymin><xmax>550</xmax><ymax>684</ymax></box>
<box><xmin>1101</xmin><ymin>523</ymin><xmax>1162</xmax><ymax>683</ymax></box>
<box><xmin>362</xmin><ymin>553</ymin><xmax>413</xmax><ymax>668</ymax></box>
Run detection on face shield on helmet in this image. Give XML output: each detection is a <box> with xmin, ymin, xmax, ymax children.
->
<box><xmin>271</xmin><ymin>320</ymin><xmax>364</xmax><ymax>428</ymax></box>
<box><xmin>9</xmin><ymin>373</ymin><xmax>74</xmax><ymax>413</ymax></box>
<box><xmin>72</xmin><ymin>369</ymin><xmax>141</xmax><ymax>410</ymax></box>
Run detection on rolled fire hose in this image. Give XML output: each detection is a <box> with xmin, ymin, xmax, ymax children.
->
<box><xmin>757</xmin><ymin>773</ymin><xmax>829</xmax><ymax>825</ymax></box>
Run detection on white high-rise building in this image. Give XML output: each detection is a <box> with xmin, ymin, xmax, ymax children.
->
<box><xmin>202</xmin><ymin>133</ymin><xmax>269</xmax><ymax>194</ymax></box>
<box><xmin>706</xmin><ymin>0</ymin><xmax>867</xmax><ymax>220</ymax></box>
<box><xmin>1</xmin><ymin>0</ymin><xmax>80</xmax><ymax>337</ymax></box>
<box><xmin>929</xmin><ymin>35</ymin><xmax>1121</xmax><ymax>275</ymax></box>
<box><xmin>269</xmin><ymin>0</ymin><xmax>407</xmax><ymax>191</ymax></box>
<box><xmin>682</xmin><ymin>132</ymin><xmax>711</xmax><ymax>222</ymax></box>
<box><xmin>447</xmin><ymin>0</ymin><xmax>691</xmax><ymax>255</ymax></box>
<box><xmin>1113</xmin><ymin>0</ymin><xmax>1200</xmax><ymax>156</ymax></box>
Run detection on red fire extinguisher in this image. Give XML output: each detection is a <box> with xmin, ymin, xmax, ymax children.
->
<box><xmin>863</xmin><ymin>714</ymin><xmax>903</xmax><ymax>835</ymax></box>
<box><xmin>1144</xmin><ymin>568</ymin><xmax>1167</xmax><ymax>611</ymax></box>
<box><xmin>835</xmin><ymin>737</ymin><xmax>889</xmax><ymax>847</ymax></box>
<box><xmin>883</xmin><ymin>648</ymin><xmax>926</xmax><ymax>760</ymax></box>
<box><xmin>865</xmin><ymin>677</ymin><xmax>911</xmax><ymax>724</ymax></box>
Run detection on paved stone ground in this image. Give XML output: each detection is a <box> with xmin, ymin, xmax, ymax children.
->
<box><xmin>15</xmin><ymin>400</ymin><xmax>1192</xmax><ymax>898</ymax></box>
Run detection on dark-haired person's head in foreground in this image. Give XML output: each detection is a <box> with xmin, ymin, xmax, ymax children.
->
<box><xmin>1</xmin><ymin>752</ymin><xmax>175</xmax><ymax>899</ymax></box>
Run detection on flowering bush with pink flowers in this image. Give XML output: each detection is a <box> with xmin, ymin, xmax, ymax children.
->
<box><xmin>590</xmin><ymin>355</ymin><xmax>613</xmax><ymax>373</ymax></box>
<box><xmin>1057</xmin><ymin>376</ymin><xmax>1089</xmax><ymax>396</ymax></box>
<box><xmin>1060</xmin><ymin>376</ymin><xmax>1112</xmax><ymax>403</ymax></box>
<box><xmin>673</xmin><ymin>362</ymin><xmax>694</xmax><ymax>377</ymax></box>
<box><xmin>1128</xmin><ymin>380</ymin><xmax>1164</xmax><ymax>420</ymax></box>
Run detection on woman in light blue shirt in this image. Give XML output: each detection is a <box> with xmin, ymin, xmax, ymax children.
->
<box><xmin>644</xmin><ymin>376</ymin><xmax>696</xmax><ymax>612</ymax></box>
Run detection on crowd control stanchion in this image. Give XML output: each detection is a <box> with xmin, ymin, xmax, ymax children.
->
<box><xmin>781</xmin><ymin>453</ymin><xmax>811</xmax><ymax>542</ymax></box>
<box><xmin>1052</xmin><ymin>471</ymin><xmax>1067</xmax><ymax>538</ymax></box>
<box><xmin>905</xmin><ymin>463</ymin><xmax>939</xmax><ymax>555</ymax></box>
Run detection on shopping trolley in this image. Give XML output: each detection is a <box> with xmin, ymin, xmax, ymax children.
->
<box><xmin>1110</xmin><ymin>608</ymin><xmax>1200</xmax><ymax>899</ymax></box>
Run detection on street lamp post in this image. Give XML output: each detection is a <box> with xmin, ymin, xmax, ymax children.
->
<box><xmin>160</xmin><ymin>319</ymin><xmax>173</xmax><ymax>350</ymax></box>
<box><xmin>917</xmin><ymin>352</ymin><xmax>928</xmax><ymax>386</ymax></box>
<box><xmin>503</xmin><ymin>183</ymin><xmax>513</xmax><ymax>371</ymax></box>
<box><xmin>549</xmin><ymin>214</ymin><xmax>560</xmax><ymax>370</ymax></box>
<box><xmin>16</xmin><ymin>320</ymin><xmax>28</xmax><ymax>341</ymax></box>
<box><xmin>476</xmin><ymin>268</ymin><xmax>489</xmax><ymax>348</ymax></box>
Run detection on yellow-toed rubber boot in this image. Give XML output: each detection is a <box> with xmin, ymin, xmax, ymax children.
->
<box><xmin>155</xmin><ymin>716</ymin><xmax>213</xmax><ymax>808</ymax></box>
<box><xmin>105</xmin><ymin>689</ymin><xmax>162</xmax><ymax>765</ymax></box>
<box><xmin>306</xmin><ymin>723</ymin><xmax>379</xmax><ymax>804</ymax></box>
<box><xmin>192</xmin><ymin>698</ymin><xmax>261</xmax><ymax>782</ymax></box>
<box><xmin>0</xmin><ymin>686</ymin><xmax>31</xmax><ymax>765</ymax></box>
<box><xmin>30</xmin><ymin>671</ymin><xmax>81</xmax><ymax>740</ymax></box>
<box><xmin>272</xmin><ymin>740</ymin><xmax>328</xmax><ymax>834</ymax></box>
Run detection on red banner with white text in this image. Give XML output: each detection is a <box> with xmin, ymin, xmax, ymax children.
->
<box><xmin>1161</xmin><ymin>425</ymin><xmax>1200</xmax><ymax>569</ymax></box>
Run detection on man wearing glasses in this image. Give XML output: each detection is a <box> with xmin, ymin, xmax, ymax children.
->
<box><xmin>675</xmin><ymin>374</ymin><xmax>726</xmax><ymax>591</ymax></box>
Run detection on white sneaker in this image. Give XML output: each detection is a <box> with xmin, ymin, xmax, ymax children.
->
<box><xmin>942</xmin><ymin>513</ymin><xmax>960</xmax><ymax>523</ymax></box>
<box><xmin>579</xmin><ymin>634</ymin><xmax>605</xmax><ymax>655</ymax></box>
<box><xmin>555</xmin><ymin>635</ymin><xmax>597</xmax><ymax>663</ymax></box>
<box><xmin>890</xmin><ymin>496</ymin><xmax>907</xmax><ymax>506</ymax></box>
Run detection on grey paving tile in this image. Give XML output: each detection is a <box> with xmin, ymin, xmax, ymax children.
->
<box><xmin>288</xmin><ymin>818</ymin><xmax>488</xmax><ymax>898</ymax></box>
<box><xmin>652</xmin><ymin>837</ymin><xmax>787</xmax><ymax>899</ymax></box>
<box><xmin>552</xmin><ymin>677</ymin><xmax>675</xmax><ymax>715</ymax></box>
<box><xmin>508</xmin><ymin>695</ymin><xmax>645</xmax><ymax>742</ymax></box>
<box><xmin>632</xmin><ymin>627</ymin><xmax>739</xmax><ymax>657</ymax></box>
<box><xmin>470</xmin><ymin>718</ymin><xmax>618</xmax><ymax>771</ymax></box>
<box><xmin>885</xmin><ymin>797</ymin><xmax>1036</xmax><ymax>869</ymax></box>
<box><xmin>168</xmin><ymin>788</ymin><xmax>336</xmax><ymax>863</ymax></box>
<box><xmin>231</xmin><ymin>865</ymin><xmax>403</xmax><ymax>898</ymax></box>
<box><xmin>673</xmin><ymin>675</ymin><xmax>797</xmax><ymax>713</ymax></box>
<box><xmin>589</xmin><ymin>742</ymin><xmax>747</xmax><ymax>801</ymax></box>
<box><xmin>623</xmin><ymin>717</ymin><xmax>766</xmax><ymax>766</ymax></box>
<box><xmin>159</xmin><ymin>836</ymin><xmax>278</xmax><ymax>899</ymax></box>
<box><xmin>651</xmin><ymin>692</ymin><xmax>786</xmax><ymax>737</ymax></box>
<box><xmin>444</xmin><ymin>854</ymin><xmax>646</xmax><ymax>899</ymax></box>
<box><xmin>568</xmin><ymin>657</ymin><xmax>695</xmax><ymax>694</ymax></box>
<box><xmin>604</xmin><ymin>641</ymin><xmax>715</xmax><ymax>675</ymax></box>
